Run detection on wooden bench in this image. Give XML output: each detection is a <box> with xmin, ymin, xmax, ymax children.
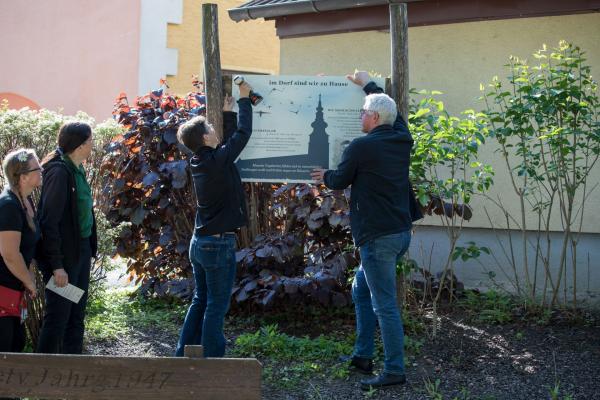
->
<box><xmin>0</xmin><ymin>346</ymin><xmax>261</xmax><ymax>399</ymax></box>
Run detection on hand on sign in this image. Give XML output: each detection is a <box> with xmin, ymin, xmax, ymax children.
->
<box><xmin>310</xmin><ymin>168</ymin><xmax>326</xmax><ymax>185</ymax></box>
<box><xmin>346</xmin><ymin>70</ymin><xmax>370</xmax><ymax>87</ymax></box>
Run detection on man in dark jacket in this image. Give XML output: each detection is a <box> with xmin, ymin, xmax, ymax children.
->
<box><xmin>175</xmin><ymin>82</ymin><xmax>252</xmax><ymax>357</ymax></box>
<box><xmin>312</xmin><ymin>71</ymin><xmax>420</xmax><ymax>389</ymax></box>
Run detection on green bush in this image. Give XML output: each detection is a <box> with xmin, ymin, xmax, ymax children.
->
<box><xmin>481</xmin><ymin>41</ymin><xmax>600</xmax><ymax>307</ymax></box>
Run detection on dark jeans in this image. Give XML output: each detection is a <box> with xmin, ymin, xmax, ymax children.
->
<box><xmin>352</xmin><ymin>230</ymin><xmax>411</xmax><ymax>375</ymax></box>
<box><xmin>0</xmin><ymin>317</ymin><xmax>25</xmax><ymax>399</ymax></box>
<box><xmin>0</xmin><ymin>316</ymin><xmax>25</xmax><ymax>352</ymax></box>
<box><xmin>36</xmin><ymin>238</ymin><xmax>92</xmax><ymax>354</ymax></box>
<box><xmin>176</xmin><ymin>233</ymin><xmax>236</xmax><ymax>357</ymax></box>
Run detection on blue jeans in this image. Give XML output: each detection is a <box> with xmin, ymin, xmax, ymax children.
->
<box><xmin>175</xmin><ymin>233</ymin><xmax>236</xmax><ymax>357</ymax></box>
<box><xmin>352</xmin><ymin>230</ymin><xmax>411</xmax><ymax>375</ymax></box>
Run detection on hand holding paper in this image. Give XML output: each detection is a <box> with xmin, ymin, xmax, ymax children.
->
<box><xmin>46</xmin><ymin>276</ymin><xmax>84</xmax><ymax>304</ymax></box>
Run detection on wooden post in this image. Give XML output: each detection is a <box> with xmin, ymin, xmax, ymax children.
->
<box><xmin>202</xmin><ymin>3</ymin><xmax>223</xmax><ymax>140</ymax></box>
<box><xmin>390</xmin><ymin>3</ymin><xmax>409</xmax><ymax>308</ymax></box>
<box><xmin>390</xmin><ymin>3</ymin><xmax>409</xmax><ymax>121</ymax></box>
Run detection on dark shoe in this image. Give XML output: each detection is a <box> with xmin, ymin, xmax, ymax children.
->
<box><xmin>360</xmin><ymin>372</ymin><xmax>407</xmax><ymax>390</ymax></box>
<box><xmin>339</xmin><ymin>355</ymin><xmax>373</xmax><ymax>374</ymax></box>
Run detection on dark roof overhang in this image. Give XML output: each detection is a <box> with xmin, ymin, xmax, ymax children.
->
<box><xmin>228</xmin><ymin>0</ymin><xmax>422</xmax><ymax>22</ymax></box>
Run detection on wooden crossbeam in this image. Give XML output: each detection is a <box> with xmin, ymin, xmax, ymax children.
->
<box><xmin>0</xmin><ymin>346</ymin><xmax>261</xmax><ymax>399</ymax></box>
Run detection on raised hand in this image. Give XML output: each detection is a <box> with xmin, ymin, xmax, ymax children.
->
<box><xmin>223</xmin><ymin>94</ymin><xmax>235</xmax><ymax>111</ymax></box>
<box><xmin>346</xmin><ymin>70</ymin><xmax>370</xmax><ymax>87</ymax></box>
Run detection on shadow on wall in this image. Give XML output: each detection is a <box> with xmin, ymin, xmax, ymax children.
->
<box><xmin>0</xmin><ymin>92</ymin><xmax>40</xmax><ymax>110</ymax></box>
<box><xmin>409</xmin><ymin>225</ymin><xmax>600</xmax><ymax>307</ymax></box>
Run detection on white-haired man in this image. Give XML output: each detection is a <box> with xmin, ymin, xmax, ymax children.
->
<box><xmin>311</xmin><ymin>71</ymin><xmax>421</xmax><ymax>390</ymax></box>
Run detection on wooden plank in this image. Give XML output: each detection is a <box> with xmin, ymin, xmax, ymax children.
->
<box><xmin>0</xmin><ymin>352</ymin><xmax>261</xmax><ymax>400</ymax></box>
<box><xmin>202</xmin><ymin>3</ymin><xmax>224</xmax><ymax>140</ymax></box>
<box><xmin>184</xmin><ymin>345</ymin><xmax>204</xmax><ymax>358</ymax></box>
<box><xmin>389</xmin><ymin>2</ymin><xmax>409</xmax><ymax>121</ymax></box>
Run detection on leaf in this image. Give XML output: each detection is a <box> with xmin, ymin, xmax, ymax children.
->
<box><xmin>159</xmin><ymin>231</ymin><xmax>172</xmax><ymax>246</ymax></box>
<box><xmin>413</xmin><ymin>108</ymin><xmax>430</xmax><ymax>118</ymax></box>
<box><xmin>255</xmin><ymin>246</ymin><xmax>272</xmax><ymax>258</ymax></box>
<box><xmin>142</xmin><ymin>171</ymin><xmax>160</xmax><ymax>187</ymax></box>
<box><xmin>243</xmin><ymin>280</ymin><xmax>258</xmax><ymax>292</ymax></box>
<box><xmin>307</xmin><ymin>216</ymin><xmax>323</xmax><ymax>231</ymax></box>
<box><xmin>236</xmin><ymin>288</ymin><xmax>250</xmax><ymax>303</ymax></box>
<box><xmin>162</xmin><ymin>129</ymin><xmax>178</xmax><ymax>144</ymax></box>
<box><xmin>260</xmin><ymin>290</ymin><xmax>277</xmax><ymax>307</ymax></box>
<box><xmin>158</xmin><ymin>197</ymin><xmax>170</xmax><ymax>209</ymax></box>
<box><xmin>328</xmin><ymin>212</ymin><xmax>342</xmax><ymax>227</ymax></box>
<box><xmin>236</xmin><ymin>248</ymin><xmax>251</xmax><ymax>262</ymax></box>
<box><xmin>159</xmin><ymin>160</ymin><xmax>188</xmax><ymax>189</ymax></box>
<box><xmin>294</xmin><ymin>205</ymin><xmax>311</xmax><ymax>219</ymax></box>
<box><xmin>131</xmin><ymin>206</ymin><xmax>147</xmax><ymax>225</ymax></box>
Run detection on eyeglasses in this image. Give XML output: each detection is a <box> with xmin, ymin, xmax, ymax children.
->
<box><xmin>26</xmin><ymin>167</ymin><xmax>43</xmax><ymax>173</ymax></box>
<box><xmin>360</xmin><ymin>109</ymin><xmax>375</xmax><ymax>118</ymax></box>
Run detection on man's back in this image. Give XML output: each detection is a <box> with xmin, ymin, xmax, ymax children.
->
<box><xmin>344</xmin><ymin>121</ymin><xmax>413</xmax><ymax>246</ymax></box>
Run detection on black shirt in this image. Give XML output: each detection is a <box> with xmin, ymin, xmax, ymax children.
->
<box><xmin>0</xmin><ymin>189</ymin><xmax>40</xmax><ymax>290</ymax></box>
<box><xmin>36</xmin><ymin>156</ymin><xmax>98</xmax><ymax>274</ymax></box>
<box><xmin>324</xmin><ymin>82</ymin><xmax>421</xmax><ymax>246</ymax></box>
<box><xmin>191</xmin><ymin>98</ymin><xmax>253</xmax><ymax>235</ymax></box>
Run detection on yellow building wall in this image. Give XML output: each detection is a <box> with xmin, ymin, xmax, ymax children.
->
<box><xmin>167</xmin><ymin>0</ymin><xmax>280</xmax><ymax>95</ymax></box>
<box><xmin>280</xmin><ymin>13</ymin><xmax>600</xmax><ymax>233</ymax></box>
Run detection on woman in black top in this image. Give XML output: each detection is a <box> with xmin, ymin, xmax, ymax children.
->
<box><xmin>36</xmin><ymin>122</ymin><xmax>97</xmax><ymax>354</ymax></box>
<box><xmin>0</xmin><ymin>148</ymin><xmax>42</xmax><ymax>352</ymax></box>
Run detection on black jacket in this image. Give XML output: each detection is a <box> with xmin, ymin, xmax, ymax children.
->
<box><xmin>324</xmin><ymin>82</ymin><xmax>421</xmax><ymax>247</ymax></box>
<box><xmin>36</xmin><ymin>155</ymin><xmax>98</xmax><ymax>274</ymax></box>
<box><xmin>191</xmin><ymin>98</ymin><xmax>253</xmax><ymax>235</ymax></box>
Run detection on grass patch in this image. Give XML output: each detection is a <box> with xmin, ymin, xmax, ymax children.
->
<box><xmin>85</xmin><ymin>287</ymin><xmax>187</xmax><ymax>342</ymax></box>
<box><xmin>232</xmin><ymin>324</ymin><xmax>354</xmax><ymax>389</ymax></box>
<box><xmin>232</xmin><ymin>323</ymin><xmax>423</xmax><ymax>390</ymax></box>
<box><xmin>459</xmin><ymin>290</ymin><xmax>514</xmax><ymax>324</ymax></box>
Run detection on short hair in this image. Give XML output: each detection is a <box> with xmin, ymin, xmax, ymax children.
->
<box><xmin>177</xmin><ymin>116</ymin><xmax>208</xmax><ymax>153</ymax></box>
<box><xmin>363</xmin><ymin>93</ymin><xmax>397</xmax><ymax>126</ymax></box>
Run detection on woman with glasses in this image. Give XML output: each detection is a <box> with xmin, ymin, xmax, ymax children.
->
<box><xmin>0</xmin><ymin>148</ymin><xmax>42</xmax><ymax>353</ymax></box>
<box><xmin>36</xmin><ymin>121</ymin><xmax>97</xmax><ymax>354</ymax></box>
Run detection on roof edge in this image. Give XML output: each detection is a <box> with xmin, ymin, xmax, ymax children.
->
<box><xmin>228</xmin><ymin>0</ymin><xmax>418</xmax><ymax>22</ymax></box>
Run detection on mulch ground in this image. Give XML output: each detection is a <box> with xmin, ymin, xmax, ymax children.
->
<box><xmin>85</xmin><ymin>311</ymin><xmax>600</xmax><ymax>400</ymax></box>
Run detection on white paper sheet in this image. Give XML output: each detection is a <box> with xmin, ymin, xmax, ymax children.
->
<box><xmin>46</xmin><ymin>276</ymin><xmax>85</xmax><ymax>304</ymax></box>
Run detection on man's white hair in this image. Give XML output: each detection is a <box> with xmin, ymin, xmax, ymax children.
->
<box><xmin>363</xmin><ymin>93</ymin><xmax>397</xmax><ymax>126</ymax></box>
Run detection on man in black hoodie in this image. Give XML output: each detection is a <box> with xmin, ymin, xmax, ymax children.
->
<box><xmin>175</xmin><ymin>82</ymin><xmax>252</xmax><ymax>357</ymax></box>
<box><xmin>312</xmin><ymin>71</ymin><xmax>420</xmax><ymax>389</ymax></box>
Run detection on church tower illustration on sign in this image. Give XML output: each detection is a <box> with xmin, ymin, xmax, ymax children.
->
<box><xmin>236</xmin><ymin>94</ymin><xmax>331</xmax><ymax>181</ymax></box>
<box><xmin>307</xmin><ymin>94</ymin><xmax>330</xmax><ymax>169</ymax></box>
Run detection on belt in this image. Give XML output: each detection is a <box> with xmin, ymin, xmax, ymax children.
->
<box><xmin>209</xmin><ymin>232</ymin><xmax>236</xmax><ymax>238</ymax></box>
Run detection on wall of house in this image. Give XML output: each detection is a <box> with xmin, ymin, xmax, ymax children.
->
<box><xmin>279</xmin><ymin>13</ymin><xmax>600</xmax><ymax>300</ymax></box>
<box><xmin>166</xmin><ymin>0</ymin><xmax>280</xmax><ymax>95</ymax></box>
<box><xmin>0</xmin><ymin>0</ymin><xmax>141</xmax><ymax>121</ymax></box>
<box><xmin>410</xmin><ymin>226</ymin><xmax>600</xmax><ymax>307</ymax></box>
<box><xmin>279</xmin><ymin>13</ymin><xmax>600</xmax><ymax>234</ymax></box>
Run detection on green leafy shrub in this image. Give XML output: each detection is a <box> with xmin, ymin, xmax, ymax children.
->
<box><xmin>481</xmin><ymin>41</ymin><xmax>599</xmax><ymax>307</ymax></box>
<box><xmin>408</xmin><ymin>92</ymin><xmax>494</xmax><ymax>325</ymax></box>
<box><xmin>459</xmin><ymin>290</ymin><xmax>514</xmax><ymax>324</ymax></box>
